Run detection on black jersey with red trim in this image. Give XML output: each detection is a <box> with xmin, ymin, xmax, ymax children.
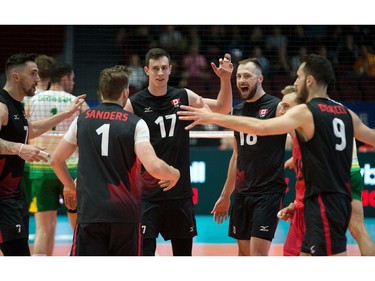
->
<box><xmin>129</xmin><ymin>87</ymin><xmax>193</xmax><ymax>201</ymax></box>
<box><xmin>75</xmin><ymin>103</ymin><xmax>143</xmax><ymax>223</ymax></box>
<box><xmin>233</xmin><ymin>93</ymin><xmax>287</xmax><ymax>195</ymax></box>
<box><xmin>296</xmin><ymin>98</ymin><xmax>353</xmax><ymax>200</ymax></box>
<box><xmin>0</xmin><ymin>89</ymin><xmax>28</xmax><ymax>199</ymax></box>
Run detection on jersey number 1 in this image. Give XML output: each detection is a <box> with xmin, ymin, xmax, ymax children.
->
<box><xmin>96</xmin><ymin>124</ymin><xmax>110</xmax><ymax>156</ymax></box>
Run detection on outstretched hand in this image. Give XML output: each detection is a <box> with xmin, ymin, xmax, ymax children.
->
<box><xmin>18</xmin><ymin>144</ymin><xmax>49</xmax><ymax>163</ymax></box>
<box><xmin>66</xmin><ymin>94</ymin><xmax>87</xmax><ymax>117</ymax></box>
<box><xmin>178</xmin><ymin>99</ymin><xmax>215</xmax><ymax>130</ymax></box>
<box><xmin>211</xmin><ymin>53</ymin><xmax>233</xmax><ymax>78</ymax></box>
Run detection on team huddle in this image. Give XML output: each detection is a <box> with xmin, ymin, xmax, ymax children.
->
<box><xmin>1</xmin><ymin>47</ymin><xmax>375</xmax><ymax>256</ymax></box>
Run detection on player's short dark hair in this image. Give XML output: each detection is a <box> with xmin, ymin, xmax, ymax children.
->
<box><xmin>145</xmin><ymin>47</ymin><xmax>171</xmax><ymax>67</ymax></box>
<box><xmin>49</xmin><ymin>62</ymin><xmax>73</xmax><ymax>84</ymax></box>
<box><xmin>5</xmin><ymin>53</ymin><xmax>38</xmax><ymax>75</ymax></box>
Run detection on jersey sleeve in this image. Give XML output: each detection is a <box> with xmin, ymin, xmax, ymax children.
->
<box><xmin>63</xmin><ymin>117</ymin><xmax>78</xmax><ymax>145</ymax></box>
<box><xmin>134</xmin><ymin>119</ymin><xmax>150</xmax><ymax>144</ymax></box>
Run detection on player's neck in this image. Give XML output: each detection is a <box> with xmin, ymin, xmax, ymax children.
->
<box><xmin>49</xmin><ymin>84</ymin><xmax>64</xmax><ymax>92</ymax></box>
<box><xmin>3</xmin><ymin>84</ymin><xmax>24</xmax><ymax>102</ymax></box>
<box><xmin>148</xmin><ymin>85</ymin><xmax>167</xmax><ymax>97</ymax></box>
<box><xmin>307</xmin><ymin>88</ymin><xmax>328</xmax><ymax>102</ymax></box>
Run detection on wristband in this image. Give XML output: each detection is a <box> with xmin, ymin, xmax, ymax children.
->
<box><xmin>18</xmin><ymin>144</ymin><xmax>25</xmax><ymax>156</ymax></box>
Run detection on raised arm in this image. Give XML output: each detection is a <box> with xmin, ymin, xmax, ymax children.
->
<box><xmin>188</xmin><ymin>54</ymin><xmax>233</xmax><ymax>114</ymax></box>
<box><xmin>178</xmin><ymin>102</ymin><xmax>311</xmax><ymax>139</ymax></box>
<box><xmin>28</xmin><ymin>94</ymin><xmax>86</xmax><ymax>139</ymax></box>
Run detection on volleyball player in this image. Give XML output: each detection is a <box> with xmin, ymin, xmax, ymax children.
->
<box><xmin>276</xmin><ymin>85</ymin><xmax>305</xmax><ymax>256</ymax></box>
<box><xmin>278</xmin><ymin>86</ymin><xmax>375</xmax><ymax>256</ymax></box>
<box><xmin>124</xmin><ymin>47</ymin><xmax>233</xmax><ymax>256</ymax></box>
<box><xmin>51</xmin><ymin>65</ymin><xmax>180</xmax><ymax>256</ymax></box>
<box><xmin>209</xmin><ymin>58</ymin><xmax>287</xmax><ymax>256</ymax></box>
<box><xmin>27</xmin><ymin>62</ymin><xmax>89</xmax><ymax>256</ymax></box>
<box><xmin>178</xmin><ymin>54</ymin><xmax>375</xmax><ymax>255</ymax></box>
<box><xmin>0</xmin><ymin>53</ymin><xmax>85</xmax><ymax>256</ymax></box>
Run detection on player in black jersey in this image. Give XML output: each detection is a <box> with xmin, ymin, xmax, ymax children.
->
<box><xmin>0</xmin><ymin>53</ymin><xmax>85</xmax><ymax>256</ymax></box>
<box><xmin>125</xmin><ymin>47</ymin><xmax>233</xmax><ymax>256</ymax></box>
<box><xmin>187</xmin><ymin>58</ymin><xmax>287</xmax><ymax>256</ymax></box>
<box><xmin>178</xmin><ymin>54</ymin><xmax>375</xmax><ymax>256</ymax></box>
<box><xmin>51</xmin><ymin>65</ymin><xmax>180</xmax><ymax>256</ymax></box>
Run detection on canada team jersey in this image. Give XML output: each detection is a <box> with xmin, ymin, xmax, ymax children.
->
<box><xmin>129</xmin><ymin>87</ymin><xmax>193</xmax><ymax>201</ymax></box>
<box><xmin>297</xmin><ymin>98</ymin><xmax>353</xmax><ymax>199</ymax></box>
<box><xmin>0</xmin><ymin>89</ymin><xmax>28</xmax><ymax>199</ymax></box>
<box><xmin>27</xmin><ymin>90</ymin><xmax>79</xmax><ymax>179</ymax></box>
<box><xmin>233</xmin><ymin>94</ymin><xmax>287</xmax><ymax>195</ymax></box>
<box><xmin>65</xmin><ymin>103</ymin><xmax>147</xmax><ymax>223</ymax></box>
<box><xmin>292</xmin><ymin>134</ymin><xmax>305</xmax><ymax>208</ymax></box>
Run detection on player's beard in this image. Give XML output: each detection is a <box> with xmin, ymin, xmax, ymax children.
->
<box><xmin>240</xmin><ymin>83</ymin><xmax>257</xmax><ymax>101</ymax></box>
<box><xmin>24</xmin><ymin>84</ymin><xmax>36</xmax><ymax>97</ymax></box>
<box><xmin>299</xmin><ymin>81</ymin><xmax>309</xmax><ymax>103</ymax></box>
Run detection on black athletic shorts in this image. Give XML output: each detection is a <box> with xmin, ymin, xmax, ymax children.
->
<box><xmin>301</xmin><ymin>192</ymin><xmax>351</xmax><ymax>256</ymax></box>
<box><xmin>71</xmin><ymin>222</ymin><xmax>142</xmax><ymax>256</ymax></box>
<box><xmin>142</xmin><ymin>197</ymin><xmax>197</xmax><ymax>241</ymax></box>
<box><xmin>0</xmin><ymin>197</ymin><xmax>29</xmax><ymax>243</ymax></box>
<box><xmin>228</xmin><ymin>192</ymin><xmax>284</xmax><ymax>241</ymax></box>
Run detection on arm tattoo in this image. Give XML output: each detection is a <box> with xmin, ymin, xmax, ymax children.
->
<box><xmin>0</xmin><ymin>138</ymin><xmax>15</xmax><ymax>154</ymax></box>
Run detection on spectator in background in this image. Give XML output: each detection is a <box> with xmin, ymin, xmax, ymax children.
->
<box><xmin>248</xmin><ymin>27</ymin><xmax>265</xmax><ymax>57</ymax></box>
<box><xmin>182</xmin><ymin>43</ymin><xmax>209</xmax><ymax>80</ymax></box>
<box><xmin>354</xmin><ymin>44</ymin><xmax>375</xmax><ymax>76</ymax></box>
<box><xmin>336</xmin><ymin>34</ymin><xmax>359</xmax><ymax>76</ymax></box>
<box><xmin>288</xmin><ymin>26</ymin><xmax>308</xmax><ymax>58</ymax></box>
<box><xmin>227</xmin><ymin>26</ymin><xmax>247</xmax><ymax>61</ymax></box>
<box><xmin>128</xmin><ymin>53</ymin><xmax>147</xmax><ymax>92</ymax></box>
<box><xmin>26</xmin><ymin>62</ymin><xmax>89</xmax><ymax>256</ymax></box>
<box><xmin>317</xmin><ymin>44</ymin><xmax>337</xmax><ymax>68</ymax></box>
<box><xmin>265</xmin><ymin>26</ymin><xmax>290</xmax><ymax>75</ymax></box>
<box><xmin>201</xmin><ymin>26</ymin><xmax>228</xmax><ymax>63</ymax></box>
<box><xmin>290</xmin><ymin>47</ymin><xmax>308</xmax><ymax>79</ymax></box>
<box><xmin>159</xmin><ymin>25</ymin><xmax>186</xmax><ymax>62</ymax></box>
<box><xmin>117</xmin><ymin>26</ymin><xmax>156</xmax><ymax>64</ymax></box>
<box><xmin>185</xmin><ymin>26</ymin><xmax>202</xmax><ymax>48</ymax></box>
<box><xmin>253</xmin><ymin>46</ymin><xmax>271</xmax><ymax>76</ymax></box>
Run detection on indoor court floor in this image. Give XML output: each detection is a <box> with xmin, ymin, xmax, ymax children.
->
<box><xmin>28</xmin><ymin>214</ymin><xmax>375</xmax><ymax>256</ymax></box>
